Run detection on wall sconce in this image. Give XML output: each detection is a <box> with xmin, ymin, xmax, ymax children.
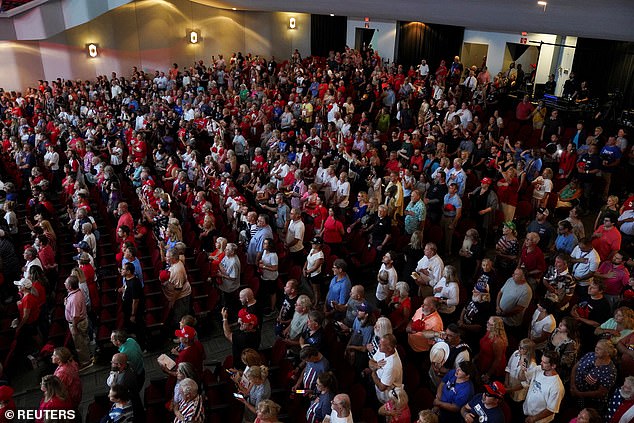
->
<box><xmin>288</xmin><ymin>17</ymin><xmax>297</xmax><ymax>30</ymax></box>
<box><xmin>86</xmin><ymin>43</ymin><xmax>98</xmax><ymax>58</ymax></box>
<box><xmin>188</xmin><ymin>29</ymin><xmax>200</xmax><ymax>44</ymax></box>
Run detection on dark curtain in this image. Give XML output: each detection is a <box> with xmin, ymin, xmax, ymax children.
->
<box><xmin>572</xmin><ymin>38</ymin><xmax>634</xmax><ymax>108</ymax></box>
<box><xmin>396</xmin><ymin>22</ymin><xmax>464</xmax><ymax>71</ymax></box>
<box><xmin>311</xmin><ymin>15</ymin><xmax>347</xmax><ymax>57</ymax></box>
<box><xmin>360</xmin><ymin>28</ymin><xmax>375</xmax><ymax>49</ymax></box>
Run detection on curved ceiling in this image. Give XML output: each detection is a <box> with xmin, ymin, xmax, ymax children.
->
<box><xmin>194</xmin><ymin>0</ymin><xmax>634</xmax><ymax>42</ymax></box>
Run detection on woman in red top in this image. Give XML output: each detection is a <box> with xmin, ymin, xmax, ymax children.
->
<box><xmin>322</xmin><ymin>208</ymin><xmax>345</xmax><ymax>255</ymax></box>
<box><xmin>475</xmin><ymin>316</ymin><xmax>508</xmax><ymax>383</ymax></box>
<box><xmin>558</xmin><ymin>142</ymin><xmax>578</xmax><ymax>179</ymax></box>
<box><xmin>388</xmin><ymin>282</ymin><xmax>412</xmax><ymax>333</ymax></box>
<box><xmin>163</xmin><ymin>155</ymin><xmax>180</xmax><ymax>194</ymax></box>
<box><xmin>37</xmin><ymin>375</ymin><xmax>73</xmax><ymax>423</ymax></box>
<box><xmin>52</xmin><ymin>347</ymin><xmax>82</xmax><ymax>410</ymax></box>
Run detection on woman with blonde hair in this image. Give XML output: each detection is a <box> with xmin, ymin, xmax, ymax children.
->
<box><xmin>434</xmin><ymin>265</ymin><xmax>460</xmax><ymax>322</ymax></box>
<box><xmin>571</xmin><ymin>339</ymin><xmax>617</xmax><ymax>409</ymax></box>
<box><xmin>37</xmin><ymin>375</ymin><xmax>72</xmax><ymax>423</ymax></box>
<box><xmin>505</xmin><ymin>338</ymin><xmax>537</xmax><ymax>413</ymax></box>
<box><xmin>475</xmin><ymin>316</ymin><xmax>508</xmax><ymax>383</ymax></box>
<box><xmin>255</xmin><ymin>399</ymin><xmax>281</xmax><ymax>423</ymax></box>
<box><xmin>228</xmin><ymin>348</ymin><xmax>264</xmax><ymax>389</ymax></box>
<box><xmin>378</xmin><ymin>385</ymin><xmax>411</xmax><ymax>423</ymax></box>
<box><xmin>236</xmin><ymin>365</ymin><xmax>271</xmax><ymax>423</ymax></box>
<box><xmin>52</xmin><ymin>347</ymin><xmax>82</xmax><ymax>410</ymax></box>
<box><xmin>595</xmin><ymin>307</ymin><xmax>634</xmax><ymax>345</ymax></box>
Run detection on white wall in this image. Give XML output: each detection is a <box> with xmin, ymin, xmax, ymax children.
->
<box><xmin>554</xmin><ymin>36</ymin><xmax>577</xmax><ymax>96</ymax></box>
<box><xmin>463</xmin><ymin>29</ymin><xmax>562</xmax><ymax>84</ymax></box>
<box><xmin>346</xmin><ymin>18</ymin><xmax>396</xmax><ymax>63</ymax></box>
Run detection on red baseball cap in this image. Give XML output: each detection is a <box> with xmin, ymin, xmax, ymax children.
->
<box><xmin>481</xmin><ymin>177</ymin><xmax>492</xmax><ymax>185</ymax></box>
<box><xmin>238</xmin><ymin>308</ymin><xmax>258</xmax><ymax>326</ymax></box>
<box><xmin>174</xmin><ymin>325</ymin><xmax>196</xmax><ymax>339</ymax></box>
<box><xmin>484</xmin><ymin>381</ymin><xmax>506</xmax><ymax>398</ymax></box>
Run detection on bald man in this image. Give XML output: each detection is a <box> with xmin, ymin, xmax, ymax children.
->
<box><xmin>107</xmin><ymin>352</ymin><xmax>143</xmax><ymax>418</ymax></box>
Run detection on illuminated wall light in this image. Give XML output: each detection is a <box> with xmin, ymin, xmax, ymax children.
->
<box><xmin>86</xmin><ymin>43</ymin><xmax>98</xmax><ymax>58</ymax></box>
<box><xmin>289</xmin><ymin>17</ymin><xmax>297</xmax><ymax>29</ymax></box>
<box><xmin>188</xmin><ymin>30</ymin><xmax>199</xmax><ymax>44</ymax></box>
<box><xmin>537</xmin><ymin>1</ymin><xmax>548</xmax><ymax>11</ymax></box>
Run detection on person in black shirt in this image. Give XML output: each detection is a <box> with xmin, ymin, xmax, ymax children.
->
<box><xmin>570</xmin><ymin>280</ymin><xmax>612</xmax><ymax>353</ymax></box>
<box><xmin>576</xmin><ymin>144</ymin><xmax>601</xmax><ymax>210</ymax></box>
<box><xmin>425</xmin><ymin>172</ymin><xmax>449</xmax><ymax>224</ymax></box>
<box><xmin>300</xmin><ymin>310</ymin><xmax>325</xmax><ymax>353</ymax></box>
<box><xmin>275</xmin><ymin>280</ymin><xmax>298</xmax><ymax>337</ymax></box>
<box><xmin>120</xmin><ymin>262</ymin><xmax>145</xmax><ymax>348</ymax></box>
<box><xmin>368</xmin><ymin>205</ymin><xmax>392</xmax><ymax>251</ymax></box>
<box><xmin>221</xmin><ymin>307</ymin><xmax>260</xmax><ymax>369</ymax></box>
<box><xmin>457</xmin><ymin>280</ymin><xmax>492</xmax><ymax>349</ymax></box>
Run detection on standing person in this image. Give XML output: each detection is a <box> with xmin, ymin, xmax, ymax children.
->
<box><xmin>110</xmin><ymin>331</ymin><xmax>145</xmax><ymax>391</ymax></box>
<box><xmin>407</xmin><ymin>296</ymin><xmax>444</xmax><ymax>363</ymax></box>
<box><xmin>37</xmin><ymin>375</ymin><xmax>73</xmax><ymax>423</ymax></box>
<box><xmin>468</xmin><ymin>177</ymin><xmax>499</xmax><ymax>245</ymax></box>
<box><xmin>366</xmin><ymin>333</ymin><xmax>403</xmax><ymax>405</ymax></box>
<box><xmin>63</xmin><ymin>276</ymin><xmax>92</xmax><ymax>370</ymax></box>
<box><xmin>404</xmin><ymin>189</ymin><xmax>425</xmax><ymax>236</ymax></box>
<box><xmin>593</xmin><ymin>250</ymin><xmax>630</xmax><ymax>311</ymax></box>
<box><xmin>412</xmin><ymin>243</ymin><xmax>445</xmax><ymax>298</ymax></box>
<box><xmin>496</xmin><ymin>268</ymin><xmax>533</xmax><ymax>329</ymax></box>
<box><xmin>306</xmin><ymin>372</ymin><xmax>337</xmax><ymax>423</ymax></box>
<box><xmin>460</xmin><ymin>382</ymin><xmax>506</xmax><ymax>423</ymax></box>
<box><xmin>441</xmin><ymin>183</ymin><xmax>462</xmax><ymax>256</ymax></box>
<box><xmin>505</xmin><ymin>339</ymin><xmax>537</xmax><ymax>414</ymax></box>
<box><xmin>324</xmin><ymin>393</ymin><xmax>353</xmax><ymax>423</ymax></box>
<box><xmin>119</xmin><ymin>262</ymin><xmax>145</xmax><ymax>348</ymax></box>
<box><xmin>520</xmin><ymin>351</ymin><xmax>565</xmax><ymax>423</ymax></box>
<box><xmin>257</xmin><ymin>238</ymin><xmax>279</xmax><ymax>315</ymax></box>
<box><xmin>325</xmin><ymin>259</ymin><xmax>352</xmax><ymax>319</ymax></box>
<box><xmin>217</xmin><ymin>243</ymin><xmax>241</xmax><ymax>317</ymax></box>
<box><xmin>303</xmin><ymin>237</ymin><xmax>325</xmax><ymax>307</ymax></box>
<box><xmin>571</xmin><ymin>281</ymin><xmax>612</xmax><ymax>352</ymax></box>
<box><xmin>235</xmin><ymin>366</ymin><xmax>271</xmax><ymax>423</ymax></box>
<box><xmin>570</xmin><ymin>339</ymin><xmax>618</xmax><ymax>411</ymax></box>
<box><xmin>474</xmin><ymin>316</ymin><xmax>508</xmax><ymax>383</ymax></box>
<box><xmin>51</xmin><ymin>347</ymin><xmax>82</xmax><ymax>411</ymax></box>
<box><xmin>600</xmin><ymin>136</ymin><xmax>622</xmax><ymax>200</ymax></box>
<box><xmin>376</xmin><ymin>252</ymin><xmax>398</xmax><ymax>315</ymax></box>
<box><xmin>591</xmin><ymin>216</ymin><xmax>621</xmax><ymax>261</ymax></box>
<box><xmin>433</xmin><ymin>360</ymin><xmax>475</xmax><ymax>423</ymax></box>
<box><xmin>285</xmin><ymin>208</ymin><xmax>305</xmax><ymax>265</ymax></box>
<box><xmin>104</xmin><ymin>384</ymin><xmax>135</xmax><ymax>423</ymax></box>
<box><xmin>247</xmin><ymin>214</ymin><xmax>273</xmax><ymax>266</ymax></box>
<box><xmin>162</xmin><ymin>249</ymin><xmax>191</xmax><ymax>328</ymax></box>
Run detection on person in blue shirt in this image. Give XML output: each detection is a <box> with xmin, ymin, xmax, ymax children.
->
<box><xmin>434</xmin><ymin>361</ymin><xmax>475</xmax><ymax>423</ymax></box>
<box><xmin>521</xmin><ymin>148</ymin><xmax>543</xmax><ymax>182</ymax></box>
<box><xmin>600</xmin><ymin>136</ymin><xmax>622</xmax><ymax>199</ymax></box>
<box><xmin>325</xmin><ymin>259</ymin><xmax>352</xmax><ymax>318</ymax></box>
<box><xmin>446</xmin><ymin>158</ymin><xmax>467</xmax><ymax>197</ymax></box>
<box><xmin>554</xmin><ymin>220</ymin><xmax>578</xmax><ymax>255</ymax></box>
<box><xmin>460</xmin><ymin>381</ymin><xmax>506</xmax><ymax>423</ymax></box>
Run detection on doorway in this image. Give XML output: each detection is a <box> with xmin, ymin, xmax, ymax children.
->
<box><xmin>355</xmin><ymin>28</ymin><xmax>375</xmax><ymax>51</ymax></box>
<box><xmin>461</xmin><ymin>42</ymin><xmax>489</xmax><ymax>70</ymax></box>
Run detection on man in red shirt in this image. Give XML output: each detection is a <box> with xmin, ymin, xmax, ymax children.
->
<box><xmin>115</xmin><ymin>202</ymin><xmax>134</xmax><ymax>240</ymax></box>
<box><xmin>592</xmin><ymin>216</ymin><xmax>622</xmax><ymax>261</ymax></box>
<box><xmin>515</xmin><ymin>94</ymin><xmax>535</xmax><ymax>124</ymax></box>
<box><xmin>519</xmin><ymin>232</ymin><xmax>547</xmax><ymax>290</ymax></box>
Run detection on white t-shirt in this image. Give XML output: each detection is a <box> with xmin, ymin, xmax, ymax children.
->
<box><xmin>328</xmin><ymin>409</ymin><xmax>353</xmax><ymax>423</ymax></box>
<box><xmin>372</xmin><ymin>350</ymin><xmax>403</xmax><ymax>404</ymax></box>
<box><xmin>286</xmin><ymin>219</ymin><xmax>305</xmax><ymax>253</ymax></box>
<box><xmin>376</xmin><ymin>264</ymin><xmax>397</xmax><ymax>301</ymax></box>
<box><xmin>44</xmin><ymin>151</ymin><xmax>59</xmax><ymax>171</ymax></box>
<box><xmin>523</xmin><ymin>368</ymin><xmax>564</xmax><ymax>423</ymax></box>
<box><xmin>530</xmin><ymin>310</ymin><xmax>556</xmax><ymax>350</ymax></box>
<box><xmin>306</xmin><ymin>249</ymin><xmax>324</xmax><ymax>277</ymax></box>
<box><xmin>505</xmin><ymin>351</ymin><xmax>537</xmax><ymax>402</ymax></box>
<box><xmin>570</xmin><ymin>246</ymin><xmax>600</xmax><ymax>286</ymax></box>
<box><xmin>532</xmin><ymin>177</ymin><xmax>553</xmax><ymax>200</ymax></box>
<box><xmin>336</xmin><ymin>181</ymin><xmax>351</xmax><ymax>208</ymax></box>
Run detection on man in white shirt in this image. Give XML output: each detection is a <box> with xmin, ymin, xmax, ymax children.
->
<box><xmin>376</xmin><ymin>252</ymin><xmax>398</xmax><ymax>313</ymax></box>
<box><xmin>418</xmin><ymin>59</ymin><xmax>429</xmax><ymax>78</ymax></box>
<box><xmin>413</xmin><ymin>243</ymin><xmax>445</xmax><ymax>297</ymax></box>
<box><xmin>457</xmin><ymin>102</ymin><xmax>473</xmax><ymax>128</ymax></box>
<box><xmin>569</xmin><ymin>237</ymin><xmax>601</xmax><ymax>300</ymax></box>
<box><xmin>285</xmin><ymin>208</ymin><xmax>305</xmax><ymax>265</ymax></box>
<box><xmin>520</xmin><ymin>351</ymin><xmax>564</xmax><ymax>423</ymax></box>
<box><xmin>366</xmin><ymin>334</ymin><xmax>403</xmax><ymax>404</ymax></box>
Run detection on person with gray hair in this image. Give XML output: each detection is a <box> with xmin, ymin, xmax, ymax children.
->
<box><xmin>218</xmin><ymin>242</ymin><xmax>241</xmax><ymax>316</ymax></box>
<box><xmin>173</xmin><ymin>377</ymin><xmax>204</xmax><ymax>422</ymax></box>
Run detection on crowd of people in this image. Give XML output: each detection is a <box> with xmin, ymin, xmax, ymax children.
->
<box><xmin>0</xmin><ymin>42</ymin><xmax>632</xmax><ymax>423</ymax></box>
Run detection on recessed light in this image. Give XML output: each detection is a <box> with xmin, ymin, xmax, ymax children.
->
<box><xmin>537</xmin><ymin>1</ymin><xmax>547</xmax><ymax>5</ymax></box>
<box><xmin>330</xmin><ymin>13</ymin><xmax>334</xmax><ymax>17</ymax></box>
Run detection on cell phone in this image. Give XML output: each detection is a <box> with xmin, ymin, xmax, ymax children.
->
<box><xmin>226</xmin><ymin>369</ymin><xmax>235</xmax><ymax>375</ymax></box>
<box><xmin>295</xmin><ymin>390</ymin><xmax>306</xmax><ymax>394</ymax></box>
<box><xmin>233</xmin><ymin>393</ymin><xmax>244</xmax><ymax>399</ymax></box>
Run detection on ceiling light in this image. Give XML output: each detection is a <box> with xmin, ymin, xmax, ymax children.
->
<box><xmin>330</xmin><ymin>14</ymin><xmax>334</xmax><ymax>17</ymax></box>
<box><xmin>289</xmin><ymin>17</ymin><xmax>297</xmax><ymax>29</ymax></box>
<box><xmin>537</xmin><ymin>1</ymin><xmax>547</xmax><ymax>5</ymax></box>
<box><xmin>232</xmin><ymin>7</ymin><xmax>236</xmax><ymax>10</ymax></box>
<box><xmin>189</xmin><ymin>30</ymin><xmax>199</xmax><ymax>44</ymax></box>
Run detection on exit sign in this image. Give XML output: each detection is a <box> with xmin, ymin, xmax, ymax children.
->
<box><xmin>520</xmin><ymin>37</ymin><xmax>528</xmax><ymax>44</ymax></box>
